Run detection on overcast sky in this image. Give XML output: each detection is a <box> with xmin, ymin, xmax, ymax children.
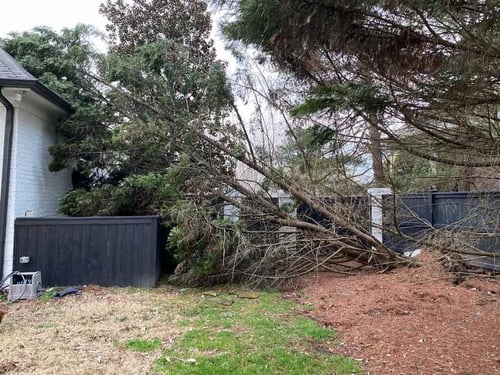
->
<box><xmin>0</xmin><ymin>0</ymin><xmax>106</xmax><ymax>38</ymax></box>
<box><xmin>0</xmin><ymin>0</ymin><xmax>233</xmax><ymax>64</ymax></box>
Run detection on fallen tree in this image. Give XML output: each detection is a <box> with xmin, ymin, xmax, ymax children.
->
<box><xmin>4</xmin><ymin>0</ymin><xmax>497</xmax><ymax>286</ymax></box>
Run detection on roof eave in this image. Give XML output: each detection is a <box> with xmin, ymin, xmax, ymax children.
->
<box><xmin>0</xmin><ymin>79</ymin><xmax>74</xmax><ymax>114</ymax></box>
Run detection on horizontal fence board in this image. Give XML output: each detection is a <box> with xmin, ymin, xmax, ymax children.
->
<box><xmin>14</xmin><ymin>216</ymin><xmax>159</xmax><ymax>226</ymax></box>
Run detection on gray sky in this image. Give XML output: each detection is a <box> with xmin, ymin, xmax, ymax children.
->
<box><xmin>0</xmin><ymin>0</ymin><xmax>106</xmax><ymax>38</ymax></box>
<box><xmin>0</xmin><ymin>0</ymin><xmax>233</xmax><ymax>64</ymax></box>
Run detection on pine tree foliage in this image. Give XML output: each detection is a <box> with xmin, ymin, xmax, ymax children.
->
<box><xmin>222</xmin><ymin>0</ymin><xmax>500</xmax><ymax>169</ymax></box>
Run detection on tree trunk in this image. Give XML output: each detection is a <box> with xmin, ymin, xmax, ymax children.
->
<box><xmin>367</xmin><ymin>118</ymin><xmax>386</xmax><ymax>187</ymax></box>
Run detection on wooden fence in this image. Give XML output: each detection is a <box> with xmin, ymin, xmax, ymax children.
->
<box><xmin>13</xmin><ymin>216</ymin><xmax>166</xmax><ymax>287</ymax></box>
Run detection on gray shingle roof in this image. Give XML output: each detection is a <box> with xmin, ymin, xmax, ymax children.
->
<box><xmin>0</xmin><ymin>47</ymin><xmax>36</xmax><ymax>81</ymax></box>
<box><xmin>0</xmin><ymin>47</ymin><xmax>73</xmax><ymax>113</ymax></box>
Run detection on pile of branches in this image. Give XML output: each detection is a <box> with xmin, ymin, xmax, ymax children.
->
<box><xmin>168</xmin><ymin>188</ymin><xmax>411</xmax><ymax>287</ymax></box>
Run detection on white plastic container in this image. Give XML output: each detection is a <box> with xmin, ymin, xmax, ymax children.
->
<box><xmin>8</xmin><ymin>271</ymin><xmax>42</xmax><ymax>301</ymax></box>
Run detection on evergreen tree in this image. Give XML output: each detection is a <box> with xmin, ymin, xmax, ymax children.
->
<box><xmin>220</xmin><ymin>0</ymin><xmax>500</xmax><ymax>186</ymax></box>
<box><xmin>2</xmin><ymin>1</ymin><xmax>235</xmax><ymax>216</ymax></box>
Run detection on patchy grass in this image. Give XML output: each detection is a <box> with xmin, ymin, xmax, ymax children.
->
<box><xmin>38</xmin><ymin>287</ymin><xmax>60</xmax><ymax>302</ymax></box>
<box><xmin>125</xmin><ymin>338</ymin><xmax>162</xmax><ymax>352</ymax></box>
<box><xmin>156</xmin><ymin>290</ymin><xmax>361</xmax><ymax>375</ymax></box>
<box><xmin>0</xmin><ymin>286</ymin><xmax>187</xmax><ymax>374</ymax></box>
<box><xmin>0</xmin><ymin>286</ymin><xmax>361</xmax><ymax>375</ymax></box>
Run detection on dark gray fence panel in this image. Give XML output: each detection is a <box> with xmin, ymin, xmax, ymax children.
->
<box><xmin>297</xmin><ymin>197</ymin><xmax>370</xmax><ymax>230</ymax></box>
<box><xmin>384</xmin><ymin>191</ymin><xmax>499</xmax><ymax>271</ymax></box>
<box><xmin>13</xmin><ymin>216</ymin><xmax>164</xmax><ymax>287</ymax></box>
<box><xmin>433</xmin><ymin>193</ymin><xmax>499</xmax><ymax>229</ymax></box>
<box><xmin>382</xmin><ymin>193</ymin><xmax>434</xmax><ymax>253</ymax></box>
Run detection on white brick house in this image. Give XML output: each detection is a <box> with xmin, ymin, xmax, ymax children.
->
<box><xmin>0</xmin><ymin>47</ymin><xmax>72</xmax><ymax>277</ymax></box>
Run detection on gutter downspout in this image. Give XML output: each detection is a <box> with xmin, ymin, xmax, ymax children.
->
<box><xmin>0</xmin><ymin>88</ymin><xmax>14</xmax><ymax>277</ymax></box>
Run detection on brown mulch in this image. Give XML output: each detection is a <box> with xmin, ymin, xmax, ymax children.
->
<box><xmin>294</xmin><ymin>253</ymin><xmax>500</xmax><ymax>375</ymax></box>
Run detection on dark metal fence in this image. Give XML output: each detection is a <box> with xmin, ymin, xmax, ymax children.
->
<box><xmin>297</xmin><ymin>196</ymin><xmax>371</xmax><ymax>234</ymax></box>
<box><xmin>383</xmin><ymin>191</ymin><xmax>499</xmax><ymax>270</ymax></box>
<box><xmin>13</xmin><ymin>216</ymin><xmax>166</xmax><ymax>287</ymax></box>
<box><xmin>294</xmin><ymin>191</ymin><xmax>498</xmax><ymax>271</ymax></box>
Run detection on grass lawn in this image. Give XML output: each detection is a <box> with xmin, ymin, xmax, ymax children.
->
<box><xmin>0</xmin><ymin>286</ymin><xmax>362</xmax><ymax>374</ymax></box>
<box><xmin>156</xmin><ymin>289</ymin><xmax>361</xmax><ymax>375</ymax></box>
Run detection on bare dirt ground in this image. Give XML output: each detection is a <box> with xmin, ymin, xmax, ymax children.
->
<box><xmin>0</xmin><ymin>286</ymin><xmax>185</xmax><ymax>375</ymax></box>
<box><xmin>295</xmin><ymin>253</ymin><xmax>500</xmax><ymax>375</ymax></box>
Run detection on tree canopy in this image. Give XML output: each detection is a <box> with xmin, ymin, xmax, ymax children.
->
<box><xmin>2</xmin><ymin>0</ymin><xmax>497</xmax><ymax>285</ymax></box>
<box><xmin>1</xmin><ymin>25</ymin><xmax>116</xmax><ymax>176</ymax></box>
<box><xmin>222</xmin><ymin>0</ymin><xmax>500</xmax><ymax>173</ymax></box>
<box><xmin>2</xmin><ymin>0</ymin><xmax>234</xmax><ymax>216</ymax></box>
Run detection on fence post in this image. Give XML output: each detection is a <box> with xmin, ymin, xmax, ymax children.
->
<box><xmin>427</xmin><ymin>188</ymin><xmax>438</xmax><ymax>226</ymax></box>
<box><xmin>224</xmin><ymin>191</ymin><xmax>241</xmax><ymax>223</ymax></box>
<box><xmin>368</xmin><ymin>187</ymin><xmax>392</xmax><ymax>243</ymax></box>
<box><xmin>277</xmin><ymin>193</ymin><xmax>297</xmax><ymax>243</ymax></box>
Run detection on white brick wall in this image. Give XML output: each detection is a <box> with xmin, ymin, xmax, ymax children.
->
<box><xmin>2</xmin><ymin>96</ymin><xmax>72</xmax><ymax>276</ymax></box>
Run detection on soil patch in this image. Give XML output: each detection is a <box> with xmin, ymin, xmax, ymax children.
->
<box><xmin>295</xmin><ymin>254</ymin><xmax>500</xmax><ymax>374</ymax></box>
